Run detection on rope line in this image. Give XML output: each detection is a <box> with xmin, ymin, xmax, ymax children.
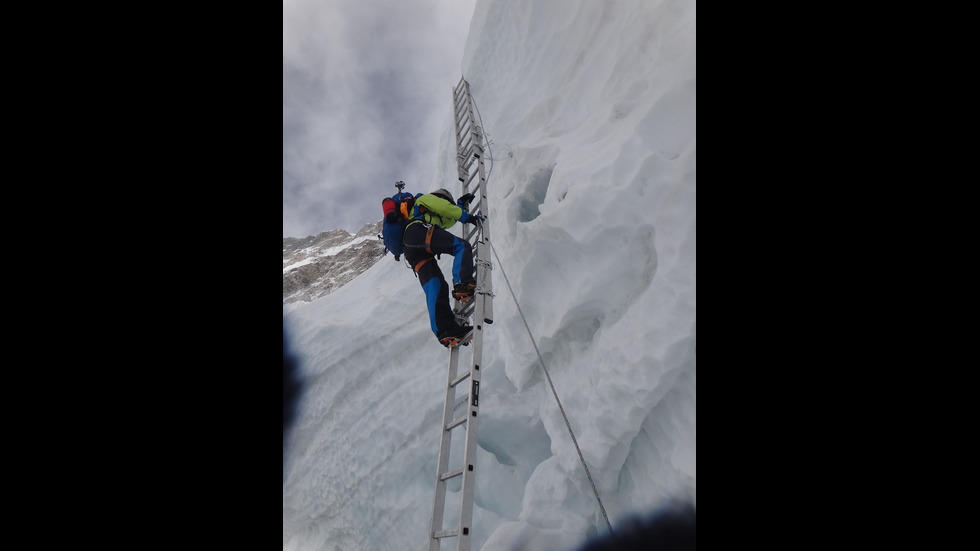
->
<box><xmin>469</xmin><ymin>78</ymin><xmax>613</xmax><ymax>535</ymax></box>
<box><xmin>488</xmin><ymin>240</ymin><xmax>614</xmax><ymax>536</ymax></box>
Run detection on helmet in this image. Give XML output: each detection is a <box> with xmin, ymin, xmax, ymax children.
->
<box><xmin>431</xmin><ymin>188</ymin><xmax>455</xmax><ymax>204</ymax></box>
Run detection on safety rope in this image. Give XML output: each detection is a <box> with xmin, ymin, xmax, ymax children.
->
<box><xmin>488</xmin><ymin>239</ymin><xmax>614</xmax><ymax>536</ymax></box>
<box><xmin>470</xmin><ymin>84</ymin><xmax>613</xmax><ymax>535</ymax></box>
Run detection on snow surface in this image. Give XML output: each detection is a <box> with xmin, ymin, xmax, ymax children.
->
<box><xmin>283</xmin><ymin>0</ymin><xmax>695</xmax><ymax>549</ymax></box>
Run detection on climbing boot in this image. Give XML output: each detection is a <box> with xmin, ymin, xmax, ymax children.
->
<box><xmin>453</xmin><ymin>282</ymin><xmax>476</xmax><ymax>302</ymax></box>
<box><xmin>438</xmin><ymin>324</ymin><xmax>473</xmax><ymax>348</ymax></box>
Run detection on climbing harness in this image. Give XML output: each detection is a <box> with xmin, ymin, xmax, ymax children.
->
<box><xmin>407</xmin><ymin>223</ymin><xmax>441</xmax><ymax>275</ymax></box>
<box><xmin>425</xmin><ymin>225</ymin><xmax>436</xmax><ymax>254</ymax></box>
<box><xmin>413</xmin><ymin>257</ymin><xmax>433</xmax><ymax>274</ymax></box>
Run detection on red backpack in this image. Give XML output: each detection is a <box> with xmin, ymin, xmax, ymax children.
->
<box><xmin>380</xmin><ymin>183</ymin><xmax>416</xmax><ymax>261</ymax></box>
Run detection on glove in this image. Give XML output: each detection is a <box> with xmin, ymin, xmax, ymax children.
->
<box><xmin>463</xmin><ymin>212</ymin><xmax>485</xmax><ymax>225</ymax></box>
<box><xmin>457</xmin><ymin>193</ymin><xmax>475</xmax><ymax>209</ymax></box>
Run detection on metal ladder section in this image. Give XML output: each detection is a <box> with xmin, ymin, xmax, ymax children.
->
<box><xmin>427</xmin><ymin>76</ymin><xmax>494</xmax><ymax>551</ymax></box>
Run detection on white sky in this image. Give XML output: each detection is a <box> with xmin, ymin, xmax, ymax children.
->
<box><xmin>284</xmin><ymin>0</ymin><xmax>696</xmax><ymax>549</ymax></box>
<box><xmin>283</xmin><ymin>0</ymin><xmax>478</xmax><ymax>238</ymax></box>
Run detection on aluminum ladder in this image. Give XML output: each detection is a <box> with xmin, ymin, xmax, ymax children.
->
<box><xmin>427</xmin><ymin>76</ymin><xmax>494</xmax><ymax>551</ymax></box>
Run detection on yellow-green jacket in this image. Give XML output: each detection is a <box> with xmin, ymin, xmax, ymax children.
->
<box><xmin>409</xmin><ymin>193</ymin><xmax>464</xmax><ymax>230</ymax></box>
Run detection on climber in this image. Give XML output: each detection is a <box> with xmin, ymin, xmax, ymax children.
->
<box><xmin>402</xmin><ymin>188</ymin><xmax>485</xmax><ymax>347</ymax></box>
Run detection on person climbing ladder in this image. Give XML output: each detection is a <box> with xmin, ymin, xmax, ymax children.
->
<box><xmin>402</xmin><ymin>187</ymin><xmax>484</xmax><ymax>347</ymax></box>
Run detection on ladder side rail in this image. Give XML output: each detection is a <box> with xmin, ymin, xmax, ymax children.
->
<box><xmin>463</xmin><ymin>81</ymin><xmax>484</xmax><ymax>162</ymax></box>
<box><xmin>467</xmin><ymin>86</ymin><xmax>493</xmax><ymax>325</ymax></box>
<box><xmin>455</xmin><ymin>362</ymin><xmax>481</xmax><ymax>551</ymax></box>
<box><xmin>457</xmin><ymin>245</ymin><xmax>487</xmax><ymax>551</ymax></box>
<box><xmin>476</xmin><ymin>158</ymin><xmax>493</xmax><ymax>325</ymax></box>
<box><xmin>452</xmin><ymin>91</ymin><xmax>471</xmax><ymax>188</ymax></box>
<box><xmin>429</xmin><ymin>347</ymin><xmax>464</xmax><ymax>551</ymax></box>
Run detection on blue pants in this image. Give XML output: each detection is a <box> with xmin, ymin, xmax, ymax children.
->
<box><xmin>403</xmin><ymin>222</ymin><xmax>475</xmax><ymax>335</ymax></box>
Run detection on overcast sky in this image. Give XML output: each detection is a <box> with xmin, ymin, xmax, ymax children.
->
<box><xmin>283</xmin><ymin>0</ymin><xmax>477</xmax><ymax>238</ymax></box>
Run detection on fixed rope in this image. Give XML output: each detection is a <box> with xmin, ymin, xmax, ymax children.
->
<box><xmin>488</xmin><ymin>239</ymin><xmax>614</xmax><ymax>536</ymax></box>
<box><xmin>471</xmin><ymin>85</ymin><xmax>613</xmax><ymax>536</ymax></box>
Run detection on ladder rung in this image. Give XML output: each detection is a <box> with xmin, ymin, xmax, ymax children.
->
<box><xmin>446</xmin><ymin>415</ymin><xmax>467</xmax><ymax>431</ymax></box>
<box><xmin>454</xmin><ymin>89</ymin><xmax>468</xmax><ymax>106</ymax></box>
<box><xmin>440</xmin><ymin>467</ymin><xmax>464</xmax><ymax>481</ymax></box>
<box><xmin>463</xmin><ymin>168</ymin><xmax>479</xmax><ymax>188</ymax></box>
<box><xmin>451</xmin><ymin>371</ymin><xmax>471</xmax><ymax>388</ymax></box>
<box><xmin>434</xmin><ymin>530</ymin><xmax>459</xmax><ymax>539</ymax></box>
<box><xmin>455</xmin><ymin>302</ymin><xmax>474</xmax><ymax>319</ymax></box>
